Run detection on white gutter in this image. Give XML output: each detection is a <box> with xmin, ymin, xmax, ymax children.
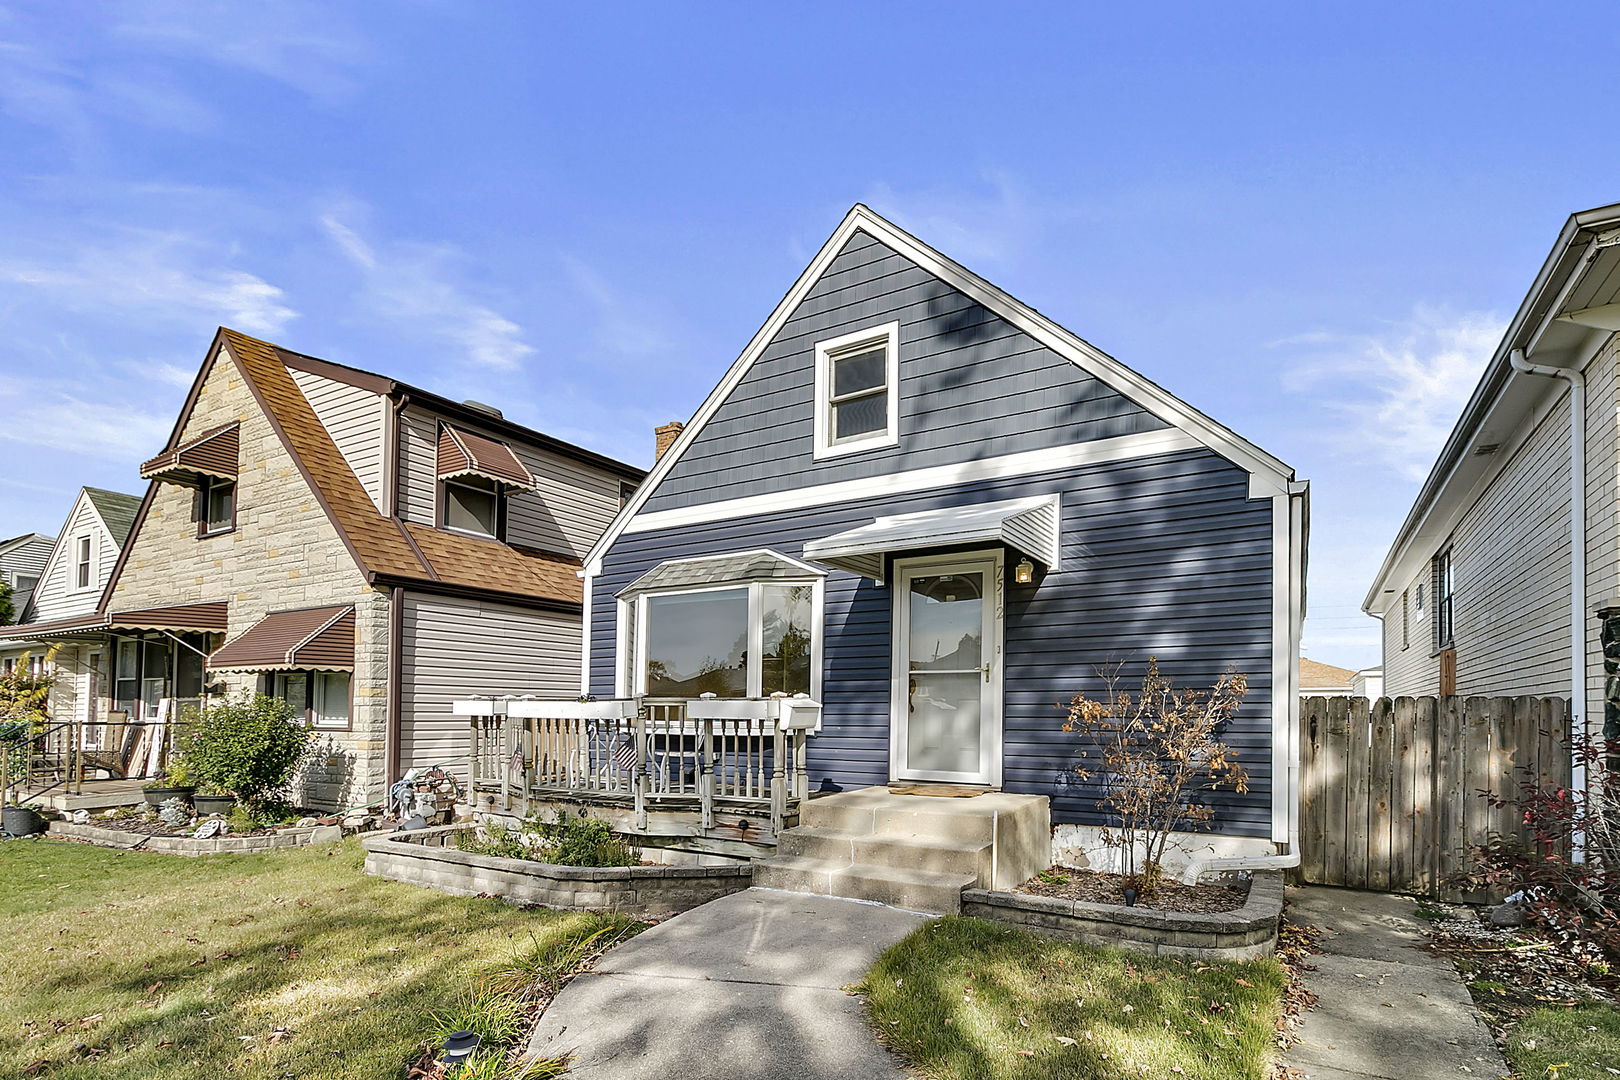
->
<box><xmin>1510</xmin><ymin>347</ymin><xmax>1588</xmax><ymax>854</ymax></box>
<box><xmin>1182</xmin><ymin>483</ymin><xmax>1308</xmax><ymax>884</ymax></box>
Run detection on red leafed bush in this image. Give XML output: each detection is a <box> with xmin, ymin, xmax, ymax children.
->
<box><xmin>1457</xmin><ymin>732</ymin><xmax>1620</xmax><ymax>965</ymax></box>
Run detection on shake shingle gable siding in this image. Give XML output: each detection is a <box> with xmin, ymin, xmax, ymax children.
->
<box><xmin>592</xmin><ymin>447</ymin><xmax>1276</xmax><ymax>835</ymax></box>
<box><xmin>642</xmin><ymin>230</ymin><xmax>1172</xmax><ymax>514</ymax></box>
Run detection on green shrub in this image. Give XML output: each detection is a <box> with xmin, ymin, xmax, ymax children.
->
<box><xmin>181</xmin><ymin>694</ymin><xmax>312</xmax><ymax>810</ymax></box>
<box><xmin>459</xmin><ymin>813</ymin><xmax>638</xmax><ymax>867</ymax></box>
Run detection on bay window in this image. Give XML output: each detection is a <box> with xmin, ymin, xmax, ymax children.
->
<box><xmin>632</xmin><ymin>578</ymin><xmax>819</xmax><ymax>699</ymax></box>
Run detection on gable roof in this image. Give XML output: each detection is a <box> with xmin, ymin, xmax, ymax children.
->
<box><xmin>0</xmin><ymin>533</ymin><xmax>52</xmax><ymax>557</ymax></box>
<box><xmin>1299</xmin><ymin>657</ymin><xmax>1356</xmax><ymax>689</ymax></box>
<box><xmin>104</xmin><ymin>329</ymin><xmax>586</xmax><ymax>612</ymax></box>
<box><xmin>83</xmin><ymin>488</ymin><xmax>140</xmax><ymax>548</ymax></box>
<box><xmin>1364</xmin><ymin>201</ymin><xmax>1620</xmax><ymax>612</ymax></box>
<box><xmin>586</xmin><ymin>203</ymin><xmax>1295</xmax><ymax>572</ymax></box>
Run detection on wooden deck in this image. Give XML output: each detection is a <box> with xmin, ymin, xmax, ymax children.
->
<box><xmin>18</xmin><ymin>778</ymin><xmax>149</xmax><ymax>812</ymax></box>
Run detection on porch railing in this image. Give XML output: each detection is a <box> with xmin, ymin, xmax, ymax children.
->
<box><xmin>457</xmin><ymin>695</ymin><xmax>818</xmax><ymax>841</ymax></box>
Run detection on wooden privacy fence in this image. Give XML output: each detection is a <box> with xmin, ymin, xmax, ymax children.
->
<box><xmin>1299</xmin><ymin>695</ymin><xmax>1570</xmax><ymax>900</ymax></box>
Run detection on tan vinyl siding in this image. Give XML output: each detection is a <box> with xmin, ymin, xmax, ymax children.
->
<box><xmin>290</xmin><ymin>368</ymin><xmax>388</xmax><ymax>512</ymax></box>
<box><xmin>397</xmin><ymin>592</ymin><xmax>582</xmax><ymax>780</ymax></box>
<box><xmin>397</xmin><ymin>405</ymin><xmax>624</xmax><ymax>559</ymax></box>
<box><xmin>1381</xmin><ymin>567</ymin><xmax>1440</xmax><ymax>694</ymax></box>
<box><xmin>28</xmin><ymin>495</ymin><xmax>111</xmax><ymax>622</ymax></box>
<box><xmin>1584</xmin><ymin>338</ymin><xmax>1620</xmax><ymax>737</ymax></box>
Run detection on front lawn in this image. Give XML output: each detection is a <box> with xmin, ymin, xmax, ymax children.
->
<box><xmin>1504</xmin><ymin>1002</ymin><xmax>1620</xmax><ymax>1080</ymax></box>
<box><xmin>862</xmin><ymin>917</ymin><xmax>1285</xmax><ymax>1080</ymax></box>
<box><xmin>0</xmin><ymin>837</ymin><xmax>637</xmax><ymax>1079</ymax></box>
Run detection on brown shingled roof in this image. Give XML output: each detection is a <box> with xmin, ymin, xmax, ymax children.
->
<box><xmin>220</xmin><ymin>328</ymin><xmax>581</xmax><ymax>609</ymax></box>
<box><xmin>1300</xmin><ymin>657</ymin><xmax>1356</xmax><ymax>689</ymax></box>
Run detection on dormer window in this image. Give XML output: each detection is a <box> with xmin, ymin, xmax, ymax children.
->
<box><xmin>74</xmin><ymin>535</ymin><xmax>92</xmax><ymax>589</ymax></box>
<box><xmin>442</xmin><ymin>476</ymin><xmax>505</xmax><ymax>539</ymax></box>
<box><xmin>813</xmin><ymin>322</ymin><xmax>900</xmax><ymax>459</ymax></box>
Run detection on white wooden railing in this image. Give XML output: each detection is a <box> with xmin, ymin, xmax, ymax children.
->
<box><xmin>458</xmin><ymin>695</ymin><xmax>818</xmax><ymax>840</ymax></box>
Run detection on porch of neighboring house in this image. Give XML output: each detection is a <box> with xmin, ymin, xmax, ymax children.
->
<box><xmin>3</xmin><ymin>698</ymin><xmax>199</xmax><ymax>813</ymax></box>
<box><xmin>456</xmin><ymin>695</ymin><xmax>821</xmax><ymax>856</ymax></box>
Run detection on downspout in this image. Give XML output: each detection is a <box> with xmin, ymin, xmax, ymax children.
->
<box><xmin>1510</xmin><ymin>347</ymin><xmax>1587</xmax><ymax>851</ymax></box>
<box><xmin>1182</xmin><ymin>481</ymin><xmax>1308</xmax><ymax>884</ymax></box>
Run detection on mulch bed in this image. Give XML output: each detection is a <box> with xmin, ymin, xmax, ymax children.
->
<box><xmin>90</xmin><ymin>816</ymin><xmax>296</xmax><ymax>839</ymax></box>
<box><xmin>1017</xmin><ymin>866</ymin><xmax>1250</xmax><ymax>913</ymax></box>
<box><xmin>1421</xmin><ymin>904</ymin><xmax>1618</xmax><ymax>1022</ymax></box>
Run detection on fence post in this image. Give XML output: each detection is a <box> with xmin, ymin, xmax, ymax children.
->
<box><xmin>501</xmin><ymin>712</ymin><xmax>517</xmax><ymax>813</ymax></box>
<box><xmin>633</xmin><ymin>712</ymin><xmax>649</xmax><ymax>832</ymax></box>
<box><xmin>770</xmin><ymin>722</ymin><xmax>787</xmax><ymax>838</ymax></box>
<box><xmin>699</xmin><ymin>717</ymin><xmax>715</xmax><ymax>832</ymax></box>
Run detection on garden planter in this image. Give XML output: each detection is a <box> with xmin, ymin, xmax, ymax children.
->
<box><xmin>143</xmin><ymin>786</ymin><xmax>195</xmax><ymax>807</ymax></box>
<box><xmin>193</xmin><ymin>794</ymin><xmax>235</xmax><ymax>816</ymax></box>
<box><xmin>2</xmin><ymin>805</ymin><xmax>45</xmax><ymax>837</ymax></box>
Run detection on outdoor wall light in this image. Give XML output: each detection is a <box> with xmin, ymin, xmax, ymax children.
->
<box><xmin>440</xmin><ymin>1030</ymin><xmax>481</xmax><ymax>1068</ymax></box>
<box><xmin>1014</xmin><ymin>558</ymin><xmax>1035</xmax><ymax>584</ymax></box>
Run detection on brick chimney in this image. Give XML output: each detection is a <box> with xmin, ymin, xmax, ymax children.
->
<box><xmin>654</xmin><ymin>421</ymin><xmax>685</xmax><ymax>462</ymax></box>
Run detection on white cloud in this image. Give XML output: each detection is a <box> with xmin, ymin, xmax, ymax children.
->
<box><xmin>0</xmin><ymin>375</ymin><xmax>170</xmax><ymax>459</ymax></box>
<box><xmin>321</xmin><ymin>212</ymin><xmax>536</xmax><ymax>371</ymax></box>
<box><xmin>1281</xmin><ymin>306</ymin><xmax>1504</xmax><ymax>481</ymax></box>
<box><xmin>0</xmin><ymin>228</ymin><xmax>297</xmax><ymax>335</ymax></box>
<box><xmin>561</xmin><ymin>255</ymin><xmax>672</xmax><ymax>357</ymax></box>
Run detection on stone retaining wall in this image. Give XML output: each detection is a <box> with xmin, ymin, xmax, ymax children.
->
<box><xmin>961</xmin><ymin>871</ymin><xmax>1284</xmax><ymax>961</ymax></box>
<box><xmin>362</xmin><ymin>825</ymin><xmax>751</xmax><ymax>918</ymax></box>
<box><xmin>46</xmin><ymin>820</ymin><xmax>343</xmax><ymax>856</ymax></box>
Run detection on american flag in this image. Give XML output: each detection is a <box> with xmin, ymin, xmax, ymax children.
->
<box><xmin>614</xmin><ymin>733</ymin><xmax>640</xmax><ymax>774</ymax></box>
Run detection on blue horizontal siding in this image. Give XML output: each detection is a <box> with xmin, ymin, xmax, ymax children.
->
<box><xmin>591</xmin><ymin>447</ymin><xmax>1276</xmax><ymax>836</ymax></box>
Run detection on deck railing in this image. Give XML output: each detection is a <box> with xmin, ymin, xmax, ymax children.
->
<box><xmin>458</xmin><ymin>695</ymin><xmax>818</xmax><ymax>840</ymax></box>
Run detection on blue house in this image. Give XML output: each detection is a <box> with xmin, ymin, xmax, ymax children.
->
<box><xmin>571</xmin><ymin>205</ymin><xmax>1308</xmax><ymax>879</ymax></box>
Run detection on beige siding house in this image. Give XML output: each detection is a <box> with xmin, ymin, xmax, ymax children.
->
<box><xmin>1366</xmin><ymin>201</ymin><xmax>1620</xmax><ymax>753</ymax></box>
<box><xmin>10</xmin><ymin>329</ymin><xmax>641</xmax><ymax>811</ymax></box>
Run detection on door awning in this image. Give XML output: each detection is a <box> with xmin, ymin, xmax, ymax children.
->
<box><xmin>208</xmin><ymin>605</ymin><xmax>356</xmax><ymax>672</ymax></box>
<box><xmin>801</xmin><ymin>495</ymin><xmax>1061</xmax><ymax>582</ymax></box>
<box><xmin>140</xmin><ymin>422</ymin><xmax>240</xmax><ymax>488</ymax></box>
<box><xmin>616</xmin><ymin>549</ymin><xmax>825</xmax><ymax>599</ymax></box>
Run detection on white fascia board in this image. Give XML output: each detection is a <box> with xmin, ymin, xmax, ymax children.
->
<box><xmin>623</xmin><ymin>428</ymin><xmax>1201</xmax><ymax>536</ymax></box>
<box><xmin>586</xmin><ymin>204</ymin><xmax>1293</xmax><ymax>571</ymax></box>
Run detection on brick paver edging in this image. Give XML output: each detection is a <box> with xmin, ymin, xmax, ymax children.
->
<box><xmin>361</xmin><ymin>824</ymin><xmax>752</xmax><ymax>918</ymax></box>
<box><xmin>961</xmin><ymin>870</ymin><xmax>1284</xmax><ymax>960</ymax></box>
<box><xmin>46</xmin><ymin>820</ymin><xmax>343</xmax><ymax>856</ymax></box>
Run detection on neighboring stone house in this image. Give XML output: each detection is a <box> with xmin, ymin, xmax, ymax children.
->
<box><xmin>0</xmin><ymin>488</ymin><xmax>140</xmax><ymax>730</ymax></box>
<box><xmin>1366</xmin><ymin>200</ymin><xmax>1620</xmax><ymax>750</ymax></box>
<box><xmin>0</xmin><ymin>531</ymin><xmax>53</xmax><ymax>620</ymax></box>
<box><xmin>18</xmin><ymin>328</ymin><xmax>642</xmax><ymax>810</ymax></box>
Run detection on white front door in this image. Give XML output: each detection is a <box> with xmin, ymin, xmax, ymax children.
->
<box><xmin>891</xmin><ymin>551</ymin><xmax>1003</xmax><ymax>786</ymax></box>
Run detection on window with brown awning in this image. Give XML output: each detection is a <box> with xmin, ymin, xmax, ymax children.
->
<box><xmin>140</xmin><ymin>423</ymin><xmax>240</xmax><ymax>488</ymax></box>
<box><xmin>208</xmin><ymin>605</ymin><xmax>356</xmax><ymax>673</ymax></box>
<box><xmin>437</xmin><ymin>425</ymin><xmax>536</xmax><ymax>491</ymax></box>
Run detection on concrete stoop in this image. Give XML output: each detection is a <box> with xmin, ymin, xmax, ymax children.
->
<box><xmin>753</xmin><ymin>787</ymin><xmax>1051</xmax><ymax>913</ymax></box>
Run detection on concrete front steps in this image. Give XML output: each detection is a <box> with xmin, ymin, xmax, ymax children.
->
<box><xmin>753</xmin><ymin>787</ymin><xmax>1050</xmax><ymax>914</ymax></box>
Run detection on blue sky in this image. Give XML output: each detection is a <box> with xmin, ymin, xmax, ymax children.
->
<box><xmin>0</xmin><ymin>1</ymin><xmax>1614</xmax><ymax>669</ymax></box>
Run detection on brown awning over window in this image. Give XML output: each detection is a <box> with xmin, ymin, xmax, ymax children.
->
<box><xmin>3</xmin><ymin>600</ymin><xmax>233</xmax><ymax>638</ymax></box>
<box><xmin>437</xmin><ymin>425</ymin><xmax>536</xmax><ymax>490</ymax></box>
<box><xmin>140</xmin><ymin>422</ymin><xmax>240</xmax><ymax>487</ymax></box>
<box><xmin>208</xmin><ymin>605</ymin><xmax>355</xmax><ymax>672</ymax></box>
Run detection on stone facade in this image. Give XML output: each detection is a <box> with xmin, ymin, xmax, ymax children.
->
<box><xmin>363</xmin><ymin>825</ymin><xmax>752</xmax><ymax>918</ymax></box>
<box><xmin>960</xmin><ymin>871</ymin><xmax>1284</xmax><ymax>961</ymax></box>
<box><xmin>108</xmin><ymin>344</ymin><xmax>388</xmax><ymax>809</ymax></box>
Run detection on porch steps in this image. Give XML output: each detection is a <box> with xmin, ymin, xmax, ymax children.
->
<box><xmin>752</xmin><ymin>787</ymin><xmax>1051</xmax><ymax>914</ymax></box>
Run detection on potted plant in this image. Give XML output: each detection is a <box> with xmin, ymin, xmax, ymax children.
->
<box><xmin>2</xmin><ymin>798</ymin><xmax>44</xmax><ymax>837</ymax></box>
<box><xmin>192</xmin><ymin>785</ymin><xmax>234</xmax><ymax>817</ymax></box>
<box><xmin>142</xmin><ymin>759</ymin><xmax>196</xmax><ymax>807</ymax></box>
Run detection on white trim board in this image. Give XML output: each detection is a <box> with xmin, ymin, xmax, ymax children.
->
<box><xmin>584</xmin><ymin>203</ymin><xmax>1296</xmax><ymax>572</ymax></box>
<box><xmin>616</xmin><ymin>427</ymin><xmax>1203</xmax><ymax>542</ymax></box>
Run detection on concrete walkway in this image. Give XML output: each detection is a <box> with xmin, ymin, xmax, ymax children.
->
<box><xmin>528</xmin><ymin>888</ymin><xmax>927</xmax><ymax>1079</ymax></box>
<box><xmin>1282</xmin><ymin>887</ymin><xmax>1507</xmax><ymax>1080</ymax></box>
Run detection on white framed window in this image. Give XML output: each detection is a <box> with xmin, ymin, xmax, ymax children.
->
<box><xmin>441</xmin><ymin>477</ymin><xmax>504</xmax><ymax>539</ymax></box>
<box><xmin>813</xmin><ymin>321</ymin><xmax>900</xmax><ymax>459</ymax></box>
<box><xmin>74</xmin><ymin>535</ymin><xmax>93</xmax><ymax>590</ymax></box>
<box><xmin>630</xmin><ymin>579</ymin><xmax>822</xmax><ymax>701</ymax></box>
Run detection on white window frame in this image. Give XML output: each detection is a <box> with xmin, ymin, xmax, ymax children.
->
<box><xmin>812</xmin><ymin>321</ymin><xmax>900</xmax><ymax>459</ymax></box>
<box><xmin>73</xmin><ymin>534</ymin><xmax>94</xmax><ymax>592</ymax></box>
<box><xmin>627</xmin><ymin>578</ymin><xmax>824</xmax><ymax>704</ymax></box>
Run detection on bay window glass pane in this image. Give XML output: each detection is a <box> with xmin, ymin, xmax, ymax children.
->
<box><xmin>644</xmin><ymin>588</ymin><xmax>748</xmax><ymax>697</ymax></box>
<box><xmin>761</xmin><ymin>584</ymin><xmax>813</xmax><ymax>696</ymax></box>
<box><xmin>314</xmin><ymin>672</ymin><xmax>350</xmax><ymax>728</ymax></box>
<box><xmin>832</xmin><ymin>347</ymin><xmax>886</xmax><ymax>395</ymax></box>
<box><xmin>833</xmin><ymin>392</ymin><xmax>887</xmax><ymax>439</ymax></box>
<box><xmin>445</xmin><ymin>482</ymin><xmax>499</xmax><ymax>536</ymax></box>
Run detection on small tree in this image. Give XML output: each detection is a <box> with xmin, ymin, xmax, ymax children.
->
<box><xmin>0</xmin><ymin>653</ymin><xmax>53</xmax><ymax>804</ymax></box>
<box><xmin>181</xmin><ymin>693</ymin><xmax>312</xmax><ymax>809</ymax></box>
<box><xmin>1064</xmin><ymin>658</ymin><xmax>1250</xmax><ymax>894</ymax></box>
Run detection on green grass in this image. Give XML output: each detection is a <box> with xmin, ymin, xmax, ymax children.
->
<box><xmin>861</xmin><ymin>916</ymin><xmax>1285</xmax><ymax>1080</ymax></box>
<box><xmin>1505</xmin><ymin>1002</ymin><xmax>1620</xmax><ymax>1080</ymax></box>
<box><xmin>0</xmin><ymin>837</ymin><xmax>639</xmax><ymax>1079</ymax></box>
